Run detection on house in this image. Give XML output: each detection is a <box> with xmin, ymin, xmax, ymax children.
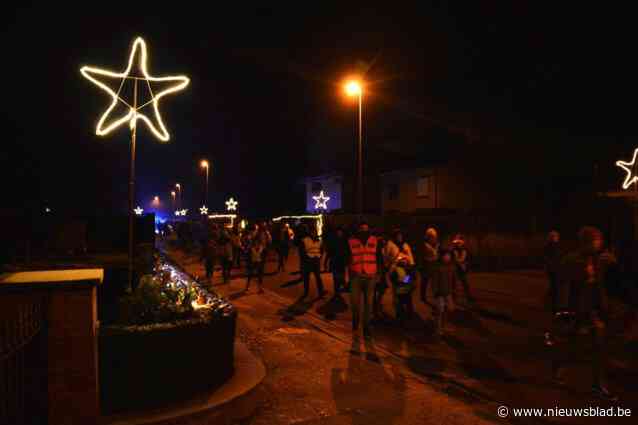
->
<box><xmin>301</xmin><ymin>172</ymin><xmax>382</xmax><ymax>214</ymax></box>
<box><xmin>379</xmin><ymin>162</ymin><xmax>495</xmax><ymax>214</ymax></box>
<box><xmin>302</xmin><ymin>173</ymin><xmax>343</xmax><ymax>213</ymax></box>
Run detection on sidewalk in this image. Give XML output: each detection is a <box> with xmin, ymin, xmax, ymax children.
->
<box><xmin>165</xmin><ymin>243</ymin><xmax>638</xmax><ymax>423</ymax></box>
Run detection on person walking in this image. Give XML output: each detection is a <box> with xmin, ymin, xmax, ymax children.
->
<box><xmin>373</xmin><ymin>232</ymin><xmax>388</xmax><ymax>320</ymax></box>
<box><xmin>294</xmin><ymin>223</ymin><xmax>309</xmax><ymax>280</ymax></box>
<box><xmin>420</xmin><ymin>227</ymin><xmax>440</xmax><ymax>303</ymax></box>
<box><xmin>451</xmin><ymin>234</ymin><xmax>475</xmax><ymax>305</ymax></box>
<box><xmin>231</xmin><ymin>227</ymin><xmax>242</xmax><ymax>269</ymax></box>
<box><xmin>543</xmin><ymin>230</ymin><xmax>562</xmax><ymax>346</ymax></box>
<box><xmin>302</xmin><ymin>226</ymin><xmax>326</xmax><ymax>298</ymax></box>
<box><xmin>385</xmin><ymin>229</ymin><xmax>417</xmax><ymax>326</ymax></box>
<box><xmin>201</xmin><ymin>227</ymin><xmax>218</xmax><ymax>285</ymax></box>
<box><xmin>431</xmin><ymin>249</ymin><xmax>456</xmax><ymax>336</ymax></box>
<box><xmin>218</xmin><ymin>229</ymin><xmax>234</xmax><ymax>284</ymax></box>
<box><xmin>544</xmin><ymin>230</ymin><xmax>562</xmax><ymax>313</ymax></box>
<box><xmin>551</xmin><ymin>226</ymin><xmax>618</xmax><ymax>401</ymax></box>
<box><xmin>348</xmin><ymin>222</ymin><xmax>381</xmax><ymax>339</ymax></box>
<box><xmin>246</xmin><ymin>238</ymin><xmax>265</xmax><ymax>293</ymax></box>
<box><xmin>277</xmin><ymin>223</ymin><xmax>293</xmax><ymax>272</ymax></box>
<box><xmin>326</xmin><ymin>226</ymin><xmax>349</xmax><ymax>295</ymax></box>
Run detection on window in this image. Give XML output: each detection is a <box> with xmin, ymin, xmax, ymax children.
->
<box><xmin>417</xmin><ymin>176</ymin><xmax>430</xmax><ymax>197</ymax></box>
<box><xmin>311</xmin><ymin>182</ymin><xmax>323</xmax><ymax>193</ymax></box>
<box><xmin>387</xmin><ymin>183</ymin><xmax>398</xmax><ymax>201</ymax></box>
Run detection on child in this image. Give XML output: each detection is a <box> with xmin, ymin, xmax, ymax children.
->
<box><xmin>390</xmin><ymin>255</ymin><xmax>416</xmax><ymax>326</ymax></box>
<box><xmin>431</xmin><ymin>249</ymin><xmax>456</xmax><ymax>335</ymax></box>
<box><xmin>385</xmin><ymin>230</ymin><xmax>416</xmax><ymax>324</ymax></box>
<box><xmin>246</xmin><ymin>239</ymin><xmax>265</xmax><ymax>293</ymax></box>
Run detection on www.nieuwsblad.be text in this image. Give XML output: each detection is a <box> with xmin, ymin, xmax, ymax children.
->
<box><xmin>497</xmin><ymin>405</ymin><xmax>631</xmax><ymax>418</ymax></box>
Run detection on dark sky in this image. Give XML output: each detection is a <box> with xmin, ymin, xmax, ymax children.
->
<box><xmin>3</xmin><ymin>3</ymin><xmax>638</xmax><ymax>217</ymax></box>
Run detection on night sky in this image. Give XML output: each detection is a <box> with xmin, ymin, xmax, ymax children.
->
<box><xmin>3</xmin><ymin>3</ymin><xmax>638</xmax><ymax>218</ymax></box>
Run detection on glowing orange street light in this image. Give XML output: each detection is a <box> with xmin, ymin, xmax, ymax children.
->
<box><xmin>171</xmin><ymin>190</ymin><xmax>176</xmax><ymax>210</ymax></box>
<box><xmin>345</xmin><ymin>80</ymin><xmax>362</xmax><ymax>97</ymax></box>
<box><xmin>175</xmin><ymin>183</ymin><xmax>181</xmax><ymax>209</ymax></box>
<box><xmin>344</xmin><ymin>78</ymin><xmax>364</xmax><ymax>215</ymax></box>
<box><xmin>200</xmin><ymin>159</ymin><xmax>210</xmax><ymax>206</ymax></box>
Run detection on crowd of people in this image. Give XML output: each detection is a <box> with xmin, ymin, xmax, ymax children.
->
<box><xmin>191</xmin><ymin>219</ymin><xmax>475</xmax><ymax>339</ymax></box>
<box><xmin>166</xmin><ymin>218</ymin><xmax>635</xmax><ymax>402</ymax></box>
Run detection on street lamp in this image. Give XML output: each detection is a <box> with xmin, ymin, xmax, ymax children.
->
<box><xmin>200</xmin><ymin>159</ymin><xmax>209</xmax><ymax>206</ymax></box>
<box><xmin>170</xmin><ymin>190</ymin><xmax>176</xmax><ymax>210</ymax></box>
<box><xmin>344</xmin><ymin>79</ymin><xmax>364</xmax><ymax>215</ymax></box>
<box><xmin>175</xmin><ymin>183</ymin><xmax>181</xmax><ymax>210</ymax></box>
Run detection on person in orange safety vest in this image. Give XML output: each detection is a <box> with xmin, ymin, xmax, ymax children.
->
<box><xmin>348</xmin><ymin>221</ymin><xmax>382</xmax><ymax>338</ymax></box>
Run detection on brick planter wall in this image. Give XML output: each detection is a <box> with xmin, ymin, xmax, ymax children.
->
<box><xmin>99</xmin><ymin>310</ymin><xmax>236</xmax><ymax>414</ymax></box>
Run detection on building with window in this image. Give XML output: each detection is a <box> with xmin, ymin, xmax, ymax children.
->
<box><xmin>380</xmin><ymin>162</ymin><xmax>493</xmax><ymax>214</ymax></box>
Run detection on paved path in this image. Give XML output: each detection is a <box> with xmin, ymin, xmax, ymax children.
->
<box><xmin>164</xmin><ymin>244</ymin><xmax>638</xmax><ymax>424</ymax></box>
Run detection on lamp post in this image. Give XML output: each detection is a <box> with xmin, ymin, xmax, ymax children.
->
<box><xmin>175</xmin><ymin>183</ymin><xmax>181</xmax><ymax>210</ymax></box>
<box><xmin>200</xmin><ymin>159</ymin><xmax>209</xmax><ymax>206</ymax></box>
<box><xmin>80</xmin><ymin>37</ymin><xmax>189</xmax><ymax>293</ymax></box>
<box><xmin>170</xmin><ymin>190</ymin><xmax>176</xmax><ymax>211</ymax></box>
<box><xmin>345</xmin><ymin>79</ymin><xmax>363</xmax><ymax>215</ymax></box>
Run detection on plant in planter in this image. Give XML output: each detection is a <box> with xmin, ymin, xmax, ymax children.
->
<box><xmin>117</xmin><ymin>274</ymin><xmax>195</xmax><ymax>325</ymax></box>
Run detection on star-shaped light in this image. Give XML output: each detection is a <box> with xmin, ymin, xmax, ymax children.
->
<box><xmin>200</xmin><ymin>206</ymin><xmax>208</xmax><ymax>215</ymax></box>
<box><xmin>134</xmin><ymin>206</ymin><xmax>143</xmax><ymax>215</ymax></box>
<box><xmin>174</xmin><ymin>209</ymin><xmax>188</xmax><ymax>216</ymax></box>
<box><xmin>225</xmin><ymin>197</ymin><xmax>238</xmax><ymax>211</ymax></box>
<box><xmin>80</xmin><ymin>37</ymin><xmax>189</xmax><ymax>141</ymax></box>
<box><xmin>312</xmin><ymin>191</ymin><xmax>330</xmax><ymax>210</ymax></box>
<box><xmin>616</xmin><ymin>148</ymin><xmax>638</xmax><ymax>190</ymax></box>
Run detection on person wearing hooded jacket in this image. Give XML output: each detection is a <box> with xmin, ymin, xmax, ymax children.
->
<box><xmin>551</xmin><ymin>226</ymin><xmax>618</xmax><ymax>402</ymax></box>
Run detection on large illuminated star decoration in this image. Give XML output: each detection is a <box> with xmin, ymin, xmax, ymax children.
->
<box><xmin>225</xmin><ymin>198</ymin><xmax>238</xmax><ymax>211</ymax></box>
<box><xmin>200</xmin><ymin>206</ymin><xmax>208</xmax><ymax>215</ymax></box>
<box><xmin>134</xmin><ymin>206</ymin><xmax>143</xmax><ymax>215</ymax></box>
<box><xmin>616</xmin><ymin>148</ymin><xmax>638</xmax><ymax>190</ymax></box>
<box><xmin>80</xmin><ymin>37</ymin><xmax>189</xmax><ymax>141</ymax></box>
<box><xmin>312</xmin><ymin>191</ymin><xmax>330</xmax><ymax>210</ymax></box>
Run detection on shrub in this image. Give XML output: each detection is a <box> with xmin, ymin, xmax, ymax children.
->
<box><xmin>117</xmin><ymin>274</ymin><xmax>199</xmax><ymax>325</ymax></box>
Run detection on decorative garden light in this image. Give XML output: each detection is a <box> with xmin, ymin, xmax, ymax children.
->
<box><xmin>81</xmin><ymin>36</ymin><xmax>189</xmax><ymax>292</ymax></box>
<box><xmin>200</xmin><ymin>206</ymin><xmax>208</xmax><ymax>215</ymax></box>
<box><xmin>225</xmin><ymin>197</ymin><xmax>238</xmax><ymax>211</ymax></box>
<box><xmin>312</xmin><ymin>190</ymin><xmax>330</xmax><ymax>210</ymax></box>
<box><xmin>616</xmin><ymin>148</ymin><xmax>638</xmax><ymax>190</ymax></box>
<box><xmin>134</xmin><ymin>206</ymin><xmax>143</xmax><ymax>215</ymax></box>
